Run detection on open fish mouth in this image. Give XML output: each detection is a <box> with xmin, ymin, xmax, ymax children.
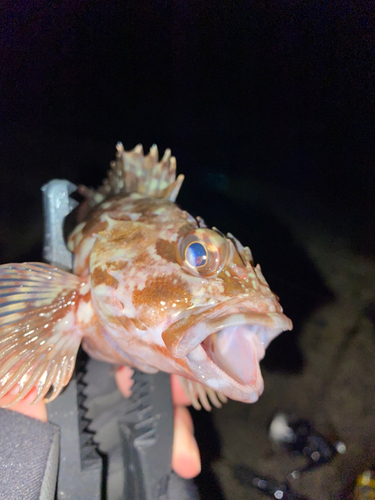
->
<box><xmin>202</xmin><ymin>324</ymin><xmax>271</xmax><ymax>385</ymax></box>
<box><xmin>163</xmin><ymin>307</ymin><xmax>293</xmax><ymax>403</ymax></box>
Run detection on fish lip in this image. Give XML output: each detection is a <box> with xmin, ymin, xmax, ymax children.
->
<box><xmin>162</xmin><ymin>301</ymin><xmax>292</xmax><ymax>403</ymax></box>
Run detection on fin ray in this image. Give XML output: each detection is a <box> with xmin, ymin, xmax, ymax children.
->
<box><xmin>0</xmin><ymin>355</ymin><xmax>34</xmax><ymax>398</ymax></box>
<box><xmin>178</xmin><ymin>376</ymin><xmax>228</xmax><ymax>411</ymax></box>
<box><xmin>0</xmin><ymin>263</ymin><xmax>85</xmax><ymax>405</ymax></box>
<box><xmin>79</xmin><ymin>142</ymin><xmax>184</xmax><ymax>207</ymax></box>
<box><xmin>11</xmin><ymin>361</ymin><xmax>49</xmax><ymax>404</ymax></box>
<box><xmin>33</xmin><ymin>362</ymin><xmax>59</xmax><ymax>403</ymax></box>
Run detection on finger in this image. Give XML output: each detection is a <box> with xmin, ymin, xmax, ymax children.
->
<box><xmin>0</xmin><ymin>386</ymin><xmax>47</xmax><ymax>422</ymax></box>
<box><xmin>172</xmin><ymin>406</ymin><xmax>201</xmax><ymax>479</ymax></box>
<box><xmin>115</xmin><ymin>366</ymin><xmax>134</xmax><ymax>398</ymax></box>
<box><xmin>170</xmin><ymin>374</ymin><xmax>192</xmax><ymax>406</ymax></box>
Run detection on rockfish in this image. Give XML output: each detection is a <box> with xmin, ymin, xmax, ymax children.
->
<box><xmin>0</xmin><ymin>143</ymin><xmax>292</xmax><ymax>410</ymax></box>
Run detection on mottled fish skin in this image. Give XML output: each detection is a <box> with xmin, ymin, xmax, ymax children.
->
<box><xmin>66</xmin><ymin>146</ymin><xmax>292</xmax><ymax>404</ymax></box>
<box><xmin>0</xmin><ymin>143</ymin><xmax>292</xmax><ymax>407</ymax></box>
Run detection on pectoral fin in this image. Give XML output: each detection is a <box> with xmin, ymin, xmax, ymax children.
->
<box><xmin>0</xmin><ymin>263</ymin><xmax>86</xmax><ymax>405</ymax></box>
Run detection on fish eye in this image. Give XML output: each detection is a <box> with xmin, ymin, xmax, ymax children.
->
<box><xmin>177</xmin><ymin>228</ymin><xmax>229</xmax><ymax>277</ymax></box>
<box><xmin>185</xmin><ymin>242</ymin><xmax>208</xmax><ymax>268</ymax></box>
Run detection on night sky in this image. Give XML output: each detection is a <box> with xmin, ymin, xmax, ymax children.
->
<box><xmin>2</xmin><ymin>2</ymin><xmax>374</xmax><ymax>205</ymax></box>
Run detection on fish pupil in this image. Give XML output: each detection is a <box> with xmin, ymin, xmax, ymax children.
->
<box><xmin>185</xmin><ymin>242</ymin><xmax>208</xmax><ymax>268</ymax></box>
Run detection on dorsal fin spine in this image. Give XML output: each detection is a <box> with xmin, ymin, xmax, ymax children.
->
<box><xmin>80</xmin><ymin>143</ymin><xmax>184</xmax><ymax>208</ymax></box>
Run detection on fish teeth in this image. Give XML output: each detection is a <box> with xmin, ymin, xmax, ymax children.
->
<box><xmin>178</xmin><ymin>376</ymin><xmax>227</xmax><ymax>411</ymax></box>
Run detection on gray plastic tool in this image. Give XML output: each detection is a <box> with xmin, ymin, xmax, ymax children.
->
<box><xmin>41</xmin><ymin>179</ymin><xmax>78</xmax><ymax>269</ymax></box>
<box><xmin>42</xmin><ymin>179</ymin><xmax>176</xmax><ymax>500</ymax></box>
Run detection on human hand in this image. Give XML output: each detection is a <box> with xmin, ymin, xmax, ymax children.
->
<box><xmin>0</xmin><ymin>368</ymin><xmax>201</xmax><ymax>480</ymax></box>
<box><xmin>0</xmin><ymin>386</ymin><xmax>48</xmax><ymax>422</ymax></box>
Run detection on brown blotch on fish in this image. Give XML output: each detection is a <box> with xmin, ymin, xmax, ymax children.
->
<box><xmin>81</xmin><ymin>291</ymin><xmax>92</xmax><ymax>303</ymax></box>
<box><xmin>132</xmin><ymin>199</ymin><xmax>173</xmax><ymax>216</ymax></box>
<box><xmin>116</xmin><ymin>315</ymin><xmax>138</xmax><ymax>332</ymax></box>
<box><xmin>133</xmin><ymin>275</ymin><xmax>193</xmax><ymax>327</ymax></box>
<box><xmin>162</xmin><ymin>311</ymin><xmax>199</xmax><ymax>351</ymax></box>
<box><xmin>82</xmin><ymin>218</ymin><xmax>109</xmax><ymax>236</ymax></box>
<box><xmin>92</xmin><ymin>267</ymin><xmax>119</xmax><ymax>288</ymax></box>
<box><xmin>155</xmin><ymin>238</ymin><xmax>177</xmax><ymax>263</ymax></box>
<box><xmin>218</xmin><ymin>269</ymin><xmax>249</xmax><ymax>296</ymax></box>
<box><xmin>132</xmin><ymin>317</ymin><xmax>148</xmax><ymax>331</ymax></box>
<box><xmin>133</xmin><ymin>251</ymin><xmax>152</xmax><ymax>266</ymax></box>
<box><xmin>107</xmin><ymin>260</ymin><xmax>129</xmax><ymax>272</ymax></box>
<box><xmin>106</xmin><ymin>211</ymin><xmax>132</xmax><ymax>222</ymax></box>
<box><xmin>109</xmin><ymin>226</ymin><xmax>144</xmax><ymax>244</ymax></box>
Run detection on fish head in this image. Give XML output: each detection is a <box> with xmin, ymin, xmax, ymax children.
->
<box><xmin>89</xmin><ymin>207</ymin><xmax>292</xmax><ymax>403</ymax></box>
<box><xmin>161</xmin><ymin>225</ymin><xmax>293</xmax><ymax>403</ymax></box>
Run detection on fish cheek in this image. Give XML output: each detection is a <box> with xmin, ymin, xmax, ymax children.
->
<box><xmin>132</xmin><ymin>275</ymin><xmax>193</xmax><ymax>328</ymax></box>
<box><xmin>218</xmin><ymin>269</ymin><xmax>248</xmax><ymax>296</ymax></box>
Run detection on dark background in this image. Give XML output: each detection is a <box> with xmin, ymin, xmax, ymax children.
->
<box><xmin>1</xmin><ymin>2</ymin><xmax>374</xmax><ymax>498</ymax></box>
<box><xmin>1</xmin><ymin>1</ymin><xmax>374</xmax><ymax>255</ymax></box>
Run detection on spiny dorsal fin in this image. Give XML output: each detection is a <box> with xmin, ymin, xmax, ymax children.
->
<box><xmin>80</xmin><ymin>143</ymin><xmax>185</xmax><ymax>208</ymax></box>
